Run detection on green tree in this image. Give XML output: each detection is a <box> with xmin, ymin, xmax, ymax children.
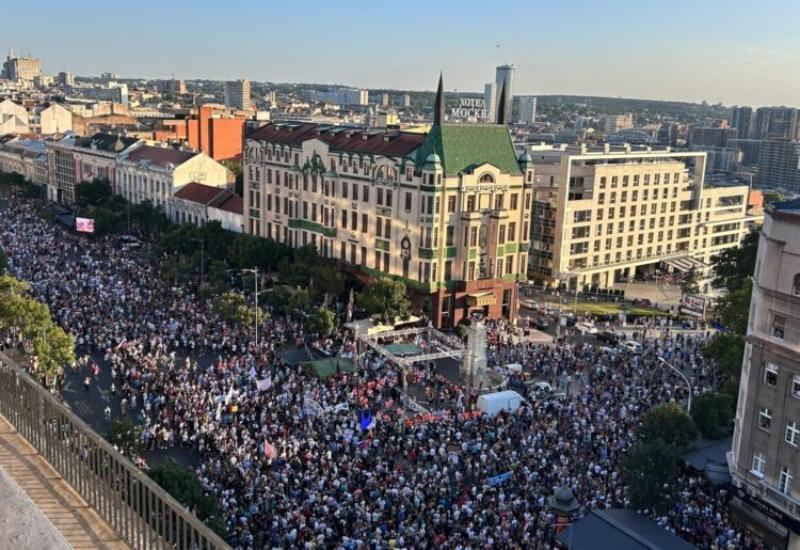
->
<box><xmin>109</xmin><ymin>418</ymin><xmax>142</xmax><ymax>459</ymax></box>
<box><xmin>702</xmin><ymin>332</ymin><xmax>745</xmax><ymax>380</ymax></box>
<box><xmin>74</xmin><ymin>178</ymin><xmax>113</xmax><ymax>208</ymax></box>
<box><xmin>358</xmin><ymin>277</ymin><xmax>411</xmax><ymax>325</ymax></box>
<box><xmin>286</xmin><ymin>289</ymin><xmax>311</xmax><ymax>321</ymax></box>
<box><xmin>310</xmin><ymin>264</ymin><xmax>344</xmax><ymax>305</ymax></box>
<box><xmin>148</xmin><ymin>459</ymin><xmax>226</xmax><ymax>536</ymax></box>
<box><xmin>637</xmin><ymin>402</ymin><xmax>698</xmax><ymax>453</ymax></box>
<box><xmin>624</xmin><ymin>439</ymin><xmax>680</xmax><ymax>513</ymax></box>
<box><xmin>714</xmin><ymin>279</ymin><xmax>752</xmax><ymax>335</ymax></box>
<box><xmin>307</xmin><ymin>306</ymin><xmax>337</xmax><ymax>336</ymax></box>
<box><xmin>213</xmin><ymin>292</ymin><xmax>258</xmax><ymax>327</ymax></box>
<box><xmin>680</xmin><ymin>267</ymin><xmax>700</xmax><ymax>297</ymax></box>
<box><xmin>222</xmin><ymin>160</ymin><xmax>243</xmax><ymax>196</ymax></box>
<box><xmin>711</xmin><ymin>229</ymin><xmax>759</xmax><ymax>292</ymax></box>
<box><xmin>691</xmin><ymin>392</ymin><xmax>735</xmax><ymax>439</ymax></box>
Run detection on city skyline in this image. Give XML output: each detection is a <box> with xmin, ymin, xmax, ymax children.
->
<box><xmin>1</xmin><ymin>0</ymin><xmax>798</xmax><ymax>107</ymax></box>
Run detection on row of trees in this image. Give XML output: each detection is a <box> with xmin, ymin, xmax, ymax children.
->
<box><xmin>0</xmin><ymin>275</ymin><xmax>75</xmax><ymax>385</ymax></box>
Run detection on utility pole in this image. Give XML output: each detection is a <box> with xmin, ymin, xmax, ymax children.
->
<box><xmin>242</xmin><ymin>267</ymin><xmax>260</xmax><ymax>350</ymax></box>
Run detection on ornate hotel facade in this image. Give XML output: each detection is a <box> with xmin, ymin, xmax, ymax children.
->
<box><xmin>243</xmin><ymin>78</ymin><xmax>531</xmax><ymax>327</ymax></box>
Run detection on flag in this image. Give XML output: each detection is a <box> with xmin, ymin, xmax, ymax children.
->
<box><xmin>257</xmin><ymin>376</ymin><xmax>272</xmax><ymax>392</ymax></box>
<box><xmin>215</xmin><ymin>402</ymin><xmax>222</xmax><ymax>421</ymax></box>
<box><xmin>332</xmin><ymin>402</ymin><xmax>349</xmax><ymax>414</ymax></box>
<box><xmin>487</xmin><ymin>472</ymin><xmax>512</xmax><ymax>486</ymax></box>
<box><xmin>248</xmin><ymin>366</ymin><xmax>257</xmax><ymax>380</ymax></box>
<box><xmin>264</xmin><ymin>441</ymin><xmax>276</xmax><ymax>460</ymax></box>
<box><xmin>359</xmin><ymin>409</ymin><xmax>375</xmax><ymax>431</ymax></box>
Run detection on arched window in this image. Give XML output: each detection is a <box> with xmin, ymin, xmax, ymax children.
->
<box><xmin>793</xmin><ymin>273</ymin><xmax>800</xmax><ymax>296</ymax></box>
<box><xmin>479</xmin><ymin>173</ymin><xmax>494</xmax><ymax>183</ymax></box>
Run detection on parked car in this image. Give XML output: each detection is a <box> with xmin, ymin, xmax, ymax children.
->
<box><xmin>575</xmin><ymin>322</ymin><xmax>598</xmax><ymax>335</ymax></box>
<box><xmin>632</xmin><ymin>298</ymin><xmax>652</xmax><ymax>307</ymax></box>
<box><xmin>597</xmin><ymin>330</ymin><xmax>620</xmax><ymax>345</ymax></box>
<box><xmin>531</xmin><ymin>317</ymin><xmax>549</xmax><ymax>330</ymax></box>
<box><xmin>528</xmin><ymin>381</ymin><xmax>554</xmax><ymax>397</ymax></box>
<box><xmin>618</xmin><ymin>340</ymin><xmax>643</xmax><ymax>354</ymax></box>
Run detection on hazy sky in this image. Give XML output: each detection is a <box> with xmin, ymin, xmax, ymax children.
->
<box><xmin>2</xmin><ymin>0</ymin><xmax>798</xmax><ymax>107</ymax></box>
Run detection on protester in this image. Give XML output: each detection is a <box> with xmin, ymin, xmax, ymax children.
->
<box><xmin>0</xmin><ymin>198</ymin><xmax>759</xmax><ymax>549</ymax></box>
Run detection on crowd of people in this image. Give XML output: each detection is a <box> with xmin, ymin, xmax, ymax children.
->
<box><xmin>0</xmin><ymin>196</ymin><xmax>764</xmax><ymax>549</ymax></box>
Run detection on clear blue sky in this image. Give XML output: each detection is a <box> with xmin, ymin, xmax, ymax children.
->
<box><xmin>2</xmin><ymin>0</ymin><xmax>798</xmax><ymax>106</ymax></box>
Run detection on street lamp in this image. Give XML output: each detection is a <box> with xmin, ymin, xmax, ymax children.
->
<box><xmin>190</xmin><ymin>237</ymin><xmax>205</xmax><ymax>285</ymax></box>
<box><xmin>241</xmin><ymin>267</ymin><xmax>268</xmax><ymax>350</ymax></box>
<box><xmin>658</xmin><ymin>356</ymin><xmax>693</xmax><ymax>413</ymax></box>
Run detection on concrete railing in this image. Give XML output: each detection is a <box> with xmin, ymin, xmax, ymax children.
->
<box><xmin>0</xmin><ymin>352</ymin><xmax>230</xmax><ymax>550</ymax></box>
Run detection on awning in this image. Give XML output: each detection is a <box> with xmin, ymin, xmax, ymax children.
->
<box><xmin>663</xmin><ymin>256</ymin><xmax>706</xmax><ymax>273</ymax></box>
<box><xmin>466</xmin><ymin>292</ymin><xmax>496</xmax><ymax>307</ymax></box>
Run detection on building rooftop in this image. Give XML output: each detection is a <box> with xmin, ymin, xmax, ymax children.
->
<box><xmin>416</xmin><ymin>123</ymin><xmax>522</xmax><ymax>176</ymax></box>
<box><xmin>247</xmin><ymin>122</ymin><xmax>426</xmax><ymax>157</ymax></box>
<box><xmin>174</xmin><ymin>182</ymin><xmax>227</xmax><ymax>205</ymax></box>
<box><xmin>73</xmin><ymin>132</ymin><xmax>138</xmax><ymax>153</ymax></box>
<box><xmin>769</xmin><ymin>197</ymin><xmax>800</xmax><ymax>217</ymax></box>
<box><xmin>125</xmin><ymin>145</ymin><xmax>196</xmax><ymax>167</ymax></box>
<box><xmin>213</xmin><ymin>193</ymin><xmax>243</xmax><ymax>215</ymax></box>
<box><xmin>557</xmin><ymin>509</ymin><xmax>697</xmax><ymax>550</ymax></box>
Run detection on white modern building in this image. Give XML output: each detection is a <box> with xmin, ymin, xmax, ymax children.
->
<box><xmin>224</xmin><ymin>79</ymin><xmax>251</xmax><ymax>110</ymax></box>
<box><xmin>517</xmin><ymin>96</ymin><xmax>537</xmax><ymax>124</ymax></box>
<box><xmin>495</xmin><ymin>64</ymin><xmax>515</xmax><ymax>124</ymax></box>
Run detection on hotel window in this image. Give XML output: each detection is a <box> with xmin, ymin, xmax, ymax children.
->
<box><xmin>752</xmin><ymin>452</ymin><xmax>766</xmax><ymax>477</ymax></box>
<box><xmin>508</xmin><ymin>222</ymin><xmax>516</xmax><ymax>241</ymax></box>
<box><xmin>444</xmin><ymin>261</ymin><xmax>452</xmax><ymax>280</ymax></box>
<box><xmin>598</xmin><ymin>192</ymin><xmax>605</xmax><ymax>205</ymax></box>
<box><xmin>765</xmin><ymin>362</ymin><xmax>779</xmax><ymax>387</ymax></box>
<box><xmin>525</xmin><ymin>193</ymin><xmax>531</xmax><ymax>209</ymax></box>
<box><xmin>622</xmin><ymin>176</ymin><xmax>629</xmax><ymax>187</ymax></box>
<box><xmin>384</xmin><ymin>220</ymin><xmax>391</xmax><ymax>239</ymax></box>
<box><xmin>758</xmin><ymin>406</ymin><xmax>772</xmax><ymax>432</ymax></box>
<box><xmin>498</xmin><ymin>225</ymin><xmax>506</xmax><ymax>244</ymax></box>
<box><xmin>341</xmin><ymin>210</ymin><xmax>347</xmax><ymax>228</ymax></box>
<box><xmin>510</xmin><ymin>193</ymin><xmax>518</xmax><ymax>210</ymax></box>
<box><xmin>361</xmin><ymin>246</ymin><xmax>367</xmax><ymax>266</ymax></box>
<box><xmin>611</xmin><ymin>176</ymin><xmax>618</xmax><ymax>188</ymax></box>
<box><xmin>340</xmin><ymin>242</ymin><xmax>346</xmax><ymax>261</ymax></box>
<box><xmin>446</xmin><ymin>225</ymin><xmax>454</xmax><ymax>246</ymax></box>
<box><xmin>772</xmin><ymin>314</ymin><xmax>786</xmax><ymax>339</ymax></box>
<box><xmin>470</xmin><ymin>227</ymin><xmax>478</xmax><ymax>247</ymax></box>
<box><xmin>351</xmin><ymin>212</ymin><xmax>357</xmax><ymax>230</ymax></box>
<box><xmin>793</xmin><ymin>274</ymin><xmax>800</xmax><ymax>296</ymax></box>
<box><xmin>342</xmin><ymin>181</ymin><xmax>348</xmax><ymax>199</ymax></box>
<box><xmin>505</xmin><ymin>255</ymin><xmax>513</xmax><ymax>275</ymax></box>
<box><xmin>495</xmin><ymin>195</ymin><xmax>504</xmax><ymax>210</ymax></box>
<box><xmin>386</xmin><ymin>191</ymin><xmax>392</xmax><ymax>207</ymax></box>
<box><xmin>599</xmin><ymin>176</ymin><xmax>606</xmax><ymax>189</ymax></box>
<box><xmin>361</xmin><ymin>214</ymin><xmax>368</xmax><ymax>233</ymax></box>
<box><xmin>375</xmin><ymin>250</ymin><xmax>381</xmax><ymax>270</ymax></box>
<box><xmin>786</xmin><ymin>421</ymin><xmax>800</xmax><ymax>447</ymax></box>
<box><xmin>377</xmin><ymin>188</ymin><xmax>384</xmax><ymax>205</ymax></box>
<box><xmin>793</xmin><ymin>375</ymin><xmax>800</xmax><ymax>398</ymax></box>
<box><xmin>467</xmin><ymin>195</ymin><xmax>476</xmax><ymax>212</ymax></box>
<box><xmin>405</xmin><ymin>192</ymin><xmax>412</xmax><ymax>212</ymax></box>
<box><xmin>376</xmin><ymin>218</ymin><xmax>383</xmax><ymax>236</ymax></box>
<box><xmin>780</xmin><ymin>467</ymin><xmax>793</xmax><ymax>496</ymax></box>
<box><xmin>362</xmin><ymin>185</ymin><xmax>369</xmax><ymax>202</ymax></box>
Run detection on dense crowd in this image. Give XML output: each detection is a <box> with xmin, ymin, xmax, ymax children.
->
<box><xmin>0</xmin><ymin>197</ymin><xmax>763</xmax><ymax>549</ymax></box>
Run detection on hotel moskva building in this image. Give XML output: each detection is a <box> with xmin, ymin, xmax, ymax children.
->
<box><xmin>242</xmin><ymin>77</ymin><xmax>531</xmax><ymax>327</ymax></box>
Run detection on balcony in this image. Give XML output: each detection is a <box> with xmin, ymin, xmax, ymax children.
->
<box><xmin>761</xmin><ymin>481</ymin><xmax>800</xmax><ymax>517</ymax></box>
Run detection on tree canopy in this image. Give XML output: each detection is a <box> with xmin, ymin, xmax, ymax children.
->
<box><xmin>624</xmin><ymin>439</ymin><xmax>681</xmax><ymax>513</ymax></box>
<box><xmin>75</xmin><ymin>178</ymin><xmax>113</xmax><ymax>208</ymax></box>
<box><xmin>714</xmin><ymin>279</ymin><xmax>752</xmax><ymax>335</ymax></box>
<box><xmin>358</xmin><ymin>277</ymin><xmax>411</xmax><ymax>325</ymax></box>
<box><xmin>691</xmin><ymin>392</ymin><xmax>735</xmax><ymax>440</ymax></box>
<box><xmin>711</xmin><ymin>229</ymin><xmax>759</xmax><ymax>293</ymax></box>
<box><xmin>637</xmin><ymin>401</ymin><xmax>698</xmax><ymax>452</ymax></box>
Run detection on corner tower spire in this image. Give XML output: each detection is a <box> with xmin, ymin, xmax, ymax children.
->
<box><xmin>434</xmin><ymin>72</ymin><xmax>445</xmax><ymax>126</ymax></box>
<box><xmin>496</xmin><ymin>78</ymin><xmax>507</xmax><ymax>125</ymax></box>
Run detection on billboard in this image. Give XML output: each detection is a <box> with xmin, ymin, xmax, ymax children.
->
<box><xmin>75</xmin><ymin>217</ymin><xmax>95</xmax><ymax>234</ymax></box>
<box><xmin>680</xmin><ymin>294</ymin><xmax>706</xmax><ymax>317</ymax></box>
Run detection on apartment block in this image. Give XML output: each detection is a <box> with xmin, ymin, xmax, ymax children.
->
<box><xmin>525</xmin><ymin>144</ymin><xmax>763</xmax><ymax>290</ymax></box>
<box><xmin>730</xmin><ymin>199</ymin><xmax>800</xmax><ymax>549</ymax></box>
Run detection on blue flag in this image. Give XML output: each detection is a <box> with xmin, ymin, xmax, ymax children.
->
<box><xmin>360</xmin><ymin>409</ymin><xmax>375</xmax><ymax>431</ymax></box>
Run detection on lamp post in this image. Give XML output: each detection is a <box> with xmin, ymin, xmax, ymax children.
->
<box><xmin>190</xmin><ymin>237</ymin><xmax>205</xmax><ymax>285</ymax></box>
<box><xmin>241</xmin><ymin>267</ymin><xmax>267</xmax><ymax>350</ymax></box>
<box><xmin>658</xmin><ymin>356</ymin><xmax>692</xmax><ymax>412</ymax></box>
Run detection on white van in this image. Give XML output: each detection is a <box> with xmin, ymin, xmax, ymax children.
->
<box><xmin>477</xmin><ymin>390</ymin><xmax>525</xmax><ymax>417</ymax></box>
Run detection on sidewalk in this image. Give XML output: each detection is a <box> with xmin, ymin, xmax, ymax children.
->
<box><xmin>0</xmin><ymin>414</ymin><xmax>128</xmax><ymax>550</ymax></box>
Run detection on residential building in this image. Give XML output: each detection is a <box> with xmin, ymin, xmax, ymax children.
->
<box><xmin>495</xmin><ymin>65</ymin><xmax>515</xmax><ymax>124</ymax></box>
<box><xmin>729</xmin><ymin>138</ymin><xmax>764</xmax><ymax>167</ymax></box>
<box><xmin>301</xmin><ymin>88</ymin><xmax>369</xmax><ymax>106</ymax></box>
<box><xmin>517</xmin><ymin>96</ymin><xmax>537</xmax><ymax>124</ymax></box>
<box><xmin>0</xmin><ymin>136</ymin><xmax>49</xmax><ymax>185</ymax></box>
<box><xmin>170</xmin><ymin>182</ymin><xmax>244</xmax><ymax>232</ymax></box>
<box><xmin>0</xmin><ymin>98</ymin><xmax>29</xmax><ymax>134</ymax></box>
<box><xmin>402</xmin><ymin>94</ymin><xmax>411</xmax><ymax>108</ymax></box>
<box><xmin>755</xmin><ymin>140</ymin><xmax>800</xmax><ymax>191</ymax></box>
<box><xmin>754</xmin><ymin>108</ymin><xmax>800</xmax><ymax>141</ymax></box>
<box><xmin>604</xmin><ymin>114</ymin><xmax>635</xmax><ymax>135</ymax></box>
<box><xmin>115</xmin><ymin>145</ymin><xmax>230</xmax><ymax>213</ymax></box>
<box><xmin>224</xmin><ymin>79</ymin><xmax>251</xmax><ymax>110</ymax></box>
<box><xmin>2</xmin><ymin>52</ymin><xmax>42</xmax><ymax>81</ymax></box>
<box><xmin>732</xmin><ymin>106</ymin><xmax>754</xmax><ymax>140</ymax></box>
<box><xmin>57</xmin><ymin>71</ymin><xmax>75</xmax><ymax>87</ymax></box>
<box><xmin>69</xmin><ymin>83</ymin><xmax>129</xmax><ymax>106</ymax></box>
<box><xmin>729</xmin><ymin>198</ymin><xmax>800</xmax><ymax>549</ymax></box>
<box><xmin>525</xmin><ymin>144</ymin><xmax>763</xmax><ymax>290</ymax></box>
<box><xmin>38</xmin><ymin>103</ymin><xmax>73</xmax><ymax>134</ymax></box>
<box><xmin>243</xmin><ymin>76</ymin><xmax>532</xmax><ymax>327</ymax></box>
<box><xmin>689</xmin><ymin>126</ymin><xmax>738</xmax><ymax>147</ymax></box>
<box><xmin>484</xmin><ymin>83</ymin><xmax>497</xmax><ymax>123</ymax></box>
<box><xmin>153</xmin><ymin>105</ymin><xmax>245</xmax><ymax>161</ymax></box>
<box><xmin>155</xmin><ymin>79</ymin><xmax>186</xmax><ymax>95</ymax></box>
<box><xmin>46</xmin><ymin>132</ymin><xmax>141</xmax><ymax>204</ymax></box>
